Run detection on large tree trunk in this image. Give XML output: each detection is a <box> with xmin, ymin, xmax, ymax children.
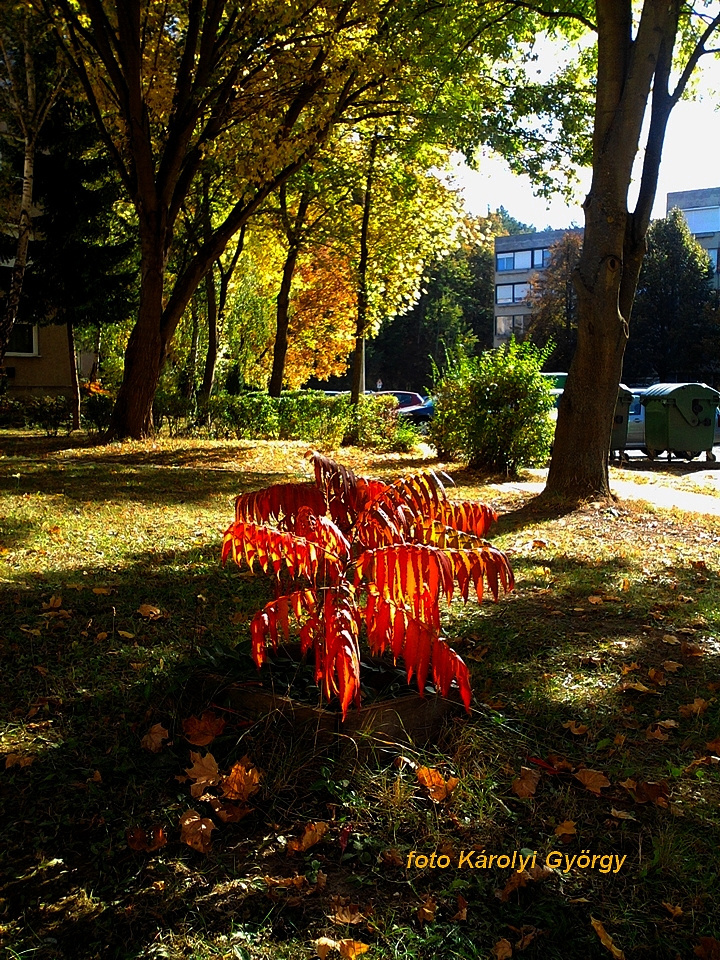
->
<box><xmin>106</xmin><ymin>233</ymin><xmax>166</xmax><ymax>439</ymax></box>
<box><xmin>544</xmin><ymin>0</ymin><xmax>685</xmax><ymax>500</ymax></box>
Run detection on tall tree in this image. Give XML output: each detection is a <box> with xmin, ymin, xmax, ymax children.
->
<box><xmin>622</xmin><ymin>208</ymin><xmax>718</xmax><ymax>384</ymax></box>
<box><xmin>545</xmin><ymin>0</ymin><xmax>720</xmax><ymax>499</ymax></box>
<box><xmin>0</xmin><ymin>0</ymin><xmax>66</xmax><ymax>360</ymax></box>
<box><xmin>525</xmin><ymin>231</ymin><xmax>582</xmax><ymax>370</ymax></box>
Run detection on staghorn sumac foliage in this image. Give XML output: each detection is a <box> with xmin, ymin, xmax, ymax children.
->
<box><xmin>222</xmin><ymin>452</ymin><xmax>513</xmax><ymax>719</ymax></box>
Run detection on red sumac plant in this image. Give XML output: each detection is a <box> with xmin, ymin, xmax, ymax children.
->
<box><xmin>222</xmin><ymin>452</ymin><xmax>513</xmax><ymax>718</ymax></box>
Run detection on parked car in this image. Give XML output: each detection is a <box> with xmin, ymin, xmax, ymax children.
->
<box><xmin>398</xmin><ymin>396</ymin><xmax>435</xmax><ymax>424</ymax></box>
<box><xmin>373</xmin><ymin>390</ymin><xmax>426</xmax><ymax>408</ymax></box>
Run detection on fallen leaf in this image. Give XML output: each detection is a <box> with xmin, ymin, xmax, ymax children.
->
<box><xmin>138</xmin><ymin>603</ymin><xmax>163</xmax><ymax>619</ymax></box>
<box><xmin>338</xmin><ymin>941</ymin><xmax>369</xmax><ymax>959</ymax></box>
<box><xmin>93</xmin><ymin>586</ymin><xmax>113</xmax><ymax>595</ymax></box>
<box><xmin>329</xmin><ymin>904</ymin><xmax>364</xmax><ymax>924</ymax></box>
<box><xmin>416</xmin><ymin>766</ymin><xmax>459</xmax><ymax>801</ymax></box>
<box><xmin>610</xmin><ymin>808</ymin><xmax>637</xmax><ymax>821</ymax></box>
<box><xmin>662</xmin><ymin>901</ymin><xmax>683</xmax><ymax>919</ymax></box>
<box><xmin>204</xmin><ymin>797</ymin><xmax>253</xmax><ymax>822</ymax></box>
<box><xmin>681</xmin><ymin>640</ymin><xmax>704</xmax><ymax>657</ymax></box>
<box><xmin>492</xmin><ymin>938</ymin><xmax>513</xmax><ymax>960</ymax></box>
<box><xmin>562</xmin><ymin>720</ymin><xmax>589</xmax><ymax>735</ymax></box>
<box><xmin>647</xmin><ymin>668</ymin><xmax>666</xmax><ymax>686</ymax></box>
<box><xmin>117</xmin><ymin>630</ymin><xmax>135</xmax><ymax>639</ymax></box>
<box><xmin>621</xmin><ymin>662</ymin><xmax>640</xmax><ymax>675</ymax></box>
<box><xmin>613</xmin><ymin>733</ymin><xmax>626</xmax><ymax>747</ymax></box>
<box><xmin>42</xmin><ymin>595</ymin><xmax>62</xmax><ymax>610</ymax></box>
<box><xmin>185</xmin><ymin>751</ymin><xmax>220</xmax><ymax>797</ymax></box>
<box><xmin>706</xmin><ymin>738</ymin><xmax>720</xmax><ymax>752</ymax></box>
<box><xmin>5</xmin><ymin>753</ymin><xmax>34</xmax><ymax>769</ymax></box>
<box><xmin>316</xmin><ymin>938</ymin><xmax>337</xmax><ymax>960</ymax></box>
<box><xmin>417</xmin><ymin>895</ymin><xmax>436</xmax><ymax>924</ymax></box>
<box><xmin>222</xmin><ymin>755</ymin><xmax>261</xmax><ymax>801</ymax></box>
<box><xmin>623</xmin><ymin>779</ymin><xmax>670</xmax><ymax>806</ymax></box>
<box><xmin>588</xmin><ymin>595</ymin><xmax>603</xmax><ymax>604</ymax></box>
<box><xmin>574</xmin><ymin>769</ymin><xmax>611</xmax><ymax>794</ymax></box>
<box><xmin>451</xmin><ymin>894</ymin><xmax>468</xmax><ymax>921</ymax></box>
<box><xmin>141</xmin><ymin>723</ymin><xmax>169</xmax><ymax>753</ymax></box>
<box><xmin>512</xmin><ymin>766</ymin><xmax>540</xmax><ymax>798</ymax></box>
<box><xmin>646</xmin><ymin>725</ymin><xmax>669</xmax><ymax>741</ymax></box>
<box><xmin>679</xmin><ymin>698</ymin><xmax>709</xmax><ymax>718</ymax></box>
<box><xmin>515</xmin><ymin>926</ymin><xmax>542</xmax><ymax>951</ymax></box>
<box><xmin>179</xmin><ymin>809</ymin><xmax>215</xmax><ymax>853</ymax></box>
<box><xmin>380</xmin><ymin>848</ymin><xmax>404</xmax><ymax>867</ymax></box>
<box><xmin>554</xmin><ymin>820</ymin><xmax>577</xmax><ymax>839</ymax></box>
<box><xmin>663</xmin><ymin>660</ymin><xmax>683</xmax><ymax>672</ymax></box>
<box><xmin>591</xmin><ymin>917</ymin><xmax>625</xmax><ymax>959</ymax></box>
<box><xmin>695</xmin><ymin>937</ymin><xmax>720</xmax><ymax>959</ymax></box>
<box><xmin>662</xmin><ymin>633</ymin><xmax>680</xmax><ymax>645</ymax></box>
<box><xmin>126</xmin><ymin>825</ymin><xmax>167</xmax><ymax>852</ymax></box>
<box><xmin>182</xmin><ymin>711</ymin><xmax>226</xmax><ymax>746</ymax></box>
<box><xmin>620</xmin><ymin>681</ymin><xmax>657</xmax><ymax>694</ymax></box>
<box><xmin>287</xmin><ymin>821</ymin><xmax>329</xmax><ymax>854</ymax></box>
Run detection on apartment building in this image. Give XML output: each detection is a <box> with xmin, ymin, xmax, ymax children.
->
<box><xmin>666</xmin><ymin>187</ymin><xmax>720</xmax><ymax>289</ymax></box>
<box><xmin>493</xmin><ymin>228</ymin><xmax>582</xmax><ymax>347</ymax></box>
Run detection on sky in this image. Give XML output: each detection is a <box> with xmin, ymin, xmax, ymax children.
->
<box><xmin>454</xmin><ymin>51</ymin><xmax>720</xmax><ymax>231</ymax></box>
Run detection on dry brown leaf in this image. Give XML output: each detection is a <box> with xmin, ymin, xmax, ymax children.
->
<box><xmin>679</xmin><ymin>698</ymin><xmax>709</xmax><ymax>718</ymax></box>
<box><xmin>663</xmin><ymin>660</ymin><xmax>683</xmax><ymax>672</ymax></box>
<box><xmin>646</xmin><ymin>725</ymin><xmax>669</xmax><ymax>741</ymax></box>
<box><xmin>493</xmin><ymin>938</ymin><xmax>513</xmax><ymax>960</ymax></box>
<box><xmin>554</xmin><ymin>820</ymin><xmax>577</xmax><ymax>838</ymax></box>
<box><xmin>662</xmin><ymin>633</ymin><xmax>680</xmax><ymax>645</ymax></box>
<box><xmin>93</xmin><ymin>586</ymin><xmax>113</xmax><ymax>595</ymax></box>
<box><xmin>204</xmin><ymin>796</ymin><xmax>253</xmax><ymax>822</ymax></box>
<box><xmin>42</xmin><ymin>594</ymin><xmax>62</xmax><ymax>610</ymax></box>
<box><xmin>647</xmin><ymin>668</ymin><xmax>666</xmax><ymax>685</ymax></box>
<box><xmin>380</xmin><ymin>848</ymin><xmax>404</xmax><ymax>867</ymax></box>
<box><xmin>222</xmin><ymin>755</ymin><xmax>262</xmax><ymax>801</ymax></box>
<box><xmin>610</xmin><ymin>808</ymin><xmax>637</xmax><ymax>820</ymax></box>
<box><xmin>681</xmin><ymin>640</ymin><xmax>704</xmax><ymax>657</ymax></box>
<box><xmin>515</xmin><ymin>926</ymin><xmax>542</xmax><ymax>952</ymax></box>
<box><xmin>417</xmin><ymin>895</ymin><xmax>436</xmax><ymax>924</ymax></box>
<box><xmin>512</xmin><ymin>766</ymin><xmax>540</xmax><ymax>798</ymax></box>
<box><xmin>117</xmin><ymin>630</ymin><xmax>135</xmax><ymax>639</ymax></box>
<box><xmin>620</xmin><ymin>681</ymin><xmax>658</xmax><ymax>694</ymax></box>
<box><xmin>574</xmin><ymin>769</ymin><xmax>611</xmax><ymax>794</ymax></box>
<box><xmin>138</xmin><ymin>603</ymin><xmax>163</xmax><ymax>619</ymax></box>
<box><xmin>621</xmin><ymin>661</ymin><xmax>640</xmax><ymax>675</ymax></box>
<box><xmin>613</xmin><ymin>733</ymin><xmax>626</xmax><ymax>747</ymax></box>
<box><xmin>591</xmin><ymin>917</ymin><xmax>625</xmax><ymax>959</ymax></box>
<box><xmin>630</xmin><ymin>780</ymin><xmax>670</xmax><ymax>806</ymax></box>
<box><xmin>141</xmin><ymin>723</ymin><xmax>169</xmax><ymax>753</ymax></box>
<box><xmin>562</xmin><ymin>720</ymin><xmax>589</xmax><ymax>735</ymax></box>
<box><xmin>315</xmin><ymin>937</ymin><xmax>337</xmax><ymax>960</ymax></box>
<box><xmin>179</xmin><ymin>809</ymin><xmax>215</xmax><ymax>853</ymax></box>
<box><xmin>287</xmin><ymin>821</ymin><xmax>329</xmax><ymax>854</ymax></box>
<box><xmin>694</xmin><ymin>936</ymin><xmax>720</xmax><ymax>959</ymax></box>
<box><xmin>5</xmin><ymin>752</ymin><xmax>35</xmax><ymax>769</ymax></box>
<box><xmin>416</xmin><ymin>766</ymin><xmax>459</xmax><ymax>802</ymax></box>
<box><xmin>706</xmin><ymin>738</ymin><xmax>720</xmax><ymax>752</ymax></box>
<box><xmin>451</xmin><ymin>894</ymin><xmax>468</xmax><ymax>921</ymax></box>
<box><xmin>185</xmin><ymin>751</ymin><xmax>220</xmax><ymax>797</ymax></box>
<box><xmin>330</xmin><ymin>904</ymin><xmax>364</xmax><ymax>924</ymax></box>
<box><xmin>588</xmin><ymin>595</ymin><xmax>603</xmax><ymax>604</ymax></box>
<box><xmin>126</xmin><ymin>825</ymin><xmax>167</xmax><ymax>852</ymax></box>
<box><xmin>662</xmin><ymin>901</ymin><xmax>683</xmax><ymax>919</ymax></box>
<box><xmin>338</xmin><ymin>941</ymin><xmax>369</xmax><ymax>959</ymax></box>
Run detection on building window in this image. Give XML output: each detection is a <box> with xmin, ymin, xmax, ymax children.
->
<box><xmin>684</xmin><ymin>206</ymin><xmax>720</xmax><ymax>234</ymax></box>
<box><xmin>533</xmin><ymin>248</ymin><xmax>550</xmax><ymax>268</ymax></box>
<box><xmin>495</xmin><ymin>315</ymin><xmax>525</xmax><ymax>337</ymax></box>
<box><xmin>6</xmin><ymin>323</ymin><xmax>38</xmax><ymax>356</ymax></box>
<box><xmin>496</xmin><ymin>249</ymin><xmax>532</xmax><ymax>271</ymax></box>
<box><xmin>495</xmin><ymin>283</ymin><xmax>529</xmax><ymax>305</ymax></box>
<box><xmin>708</xmin><ymin>248</ymin><xmax>718</xmax><ymax>270</ymax></box>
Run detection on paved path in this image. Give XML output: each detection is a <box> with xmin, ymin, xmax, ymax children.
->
<box><xmin>492</xmin><ymin>473</ymin><xmax>720</xmax><ymax>516</ymax></box>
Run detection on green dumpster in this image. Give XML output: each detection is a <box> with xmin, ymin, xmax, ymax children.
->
<box><xmin>611</xmin><ymin>384</ymin><xmax>634</xmax><ymax>453</ymax></box>
<box><xmin>641</xmin><ymin>382</ymin><xmax>720</xmax><ymax>460</ymax></box>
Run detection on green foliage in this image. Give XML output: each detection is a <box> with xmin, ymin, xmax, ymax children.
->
<box><xmin>430</xmin><ymin>338</ymin><xmax>555</xmax><ymax>474</ymax></box>
<box><xmin>203</xmin><ymin>390</ymin><xmax>416</xmax><ymax>451</ymax></box>
<box><xmin>623</xmin><ymin>209</ymin><xmax>720</xmax><ymax>385</ymax></box>
<box><xmin>22</xmin><ymin>395</ymin><xmax>73</xmax><ymax>436</ymax></box>
<box><xmin>81</xmin><ymin>387</ymin><xmax>115</xmax><ymax>433</ymax></box>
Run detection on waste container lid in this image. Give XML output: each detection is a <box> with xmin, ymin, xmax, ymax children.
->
<box><xmin>641</xmin><ymin>382</ymin><xmax>720</xmax><ymax>404</ymax></box>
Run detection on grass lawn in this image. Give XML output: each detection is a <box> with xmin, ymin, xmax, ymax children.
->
<box><xmin>1</xmin><ymin>431</ymin><xmax>719</xmax><ymax>960</ymax></box>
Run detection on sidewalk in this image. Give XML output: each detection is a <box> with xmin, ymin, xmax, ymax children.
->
<box><xmin>493</xmin><ymin>467</ymin><xmax>720</xmax><ymax>516</ymax></box>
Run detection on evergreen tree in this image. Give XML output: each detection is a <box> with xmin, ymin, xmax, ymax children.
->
<box><xmin>623</xmin><ymin>209</ymin><xmax>718</xmax><ymax>385</ymax></box>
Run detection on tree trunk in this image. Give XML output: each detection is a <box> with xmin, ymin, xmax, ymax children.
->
<box><xmin>543</xmin><ymin>0</ymin><xmax>686</xmax><ymax>500</ymax></box>
<box><xmin>183</xmin><ymin>298</ymin><xmax>199</xmax><ymax>400</ymax></box>
<box><xmin>350</xmin><ymin>135</ymin><xmax>378</xmax><ymax>405</ymax></box>
<box><xmin>199</xmin><ymin>268</ymin><xmax>218</xmax><ymax>406</ymax></box>
<box><xmin>106</xmin><ymin>234</ymin><xmax>166</xmax><ymax>439</ymax></box>
<box><xmin>0</xmin><ymin>134</ymin><xmax>36</xmax><ymax>362</ymax></box>
<box><xmin>66</xmin><ymin>320</ymin><xmax>81</xmax><ymax>430</ymax></box>
<box><xmin>268</xmin><ymin>244</ymin><xmax>301</xmax><ymax>397</ymax></box>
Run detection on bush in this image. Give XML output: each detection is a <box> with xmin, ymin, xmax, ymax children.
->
<box><xmin>206</xmin><ymin>393</ymin><xmax>281</xmax><ymax>440</ymax></box>
<box><xmin>0</xmin><ymin>396</ymin><xmax>28</xmax><ymax>429</ymax></box>
<box><xmin>152</xmin><ymin>390</ymin><xmax>194</xmax><ymax>437</ymax></box>
<box><xmin>24</xmin><ymin>395</ymin><xmax>74</xmax><ymax>436</ymax></box>
<box><xmin>430</xmin><ymin>338</ymin><xmax>555</xmax><ymax>474</ymax></box>
<box><xmin>82</xmin><ymin>387</ymin><xmax>115</xmax><ymax>434</ymax></box>
<box><xmin>347</xmin><ymin>394</ymin><xmax>418</xmax><ymax>452</ymax></box>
